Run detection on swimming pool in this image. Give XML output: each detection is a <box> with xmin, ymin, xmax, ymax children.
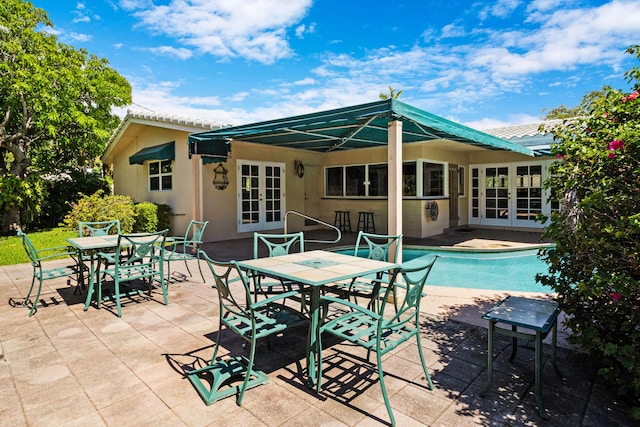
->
<box><xmin>337</xmin><ymin>246</ymin><xmax>554</xmax><ymax>293</ymax></box>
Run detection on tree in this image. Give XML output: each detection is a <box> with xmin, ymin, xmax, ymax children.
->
<box><xmin>0</xmin><ymin>0</ymin><xmax>131</xmax><ymax>232</ymax></box>
<box><xmin>379</xmin><ymin>86</ymin><xmax>403</xmax><ymax>100</ymax></box>
<box><xmin>538</xmin><ymin>46</ymin><xmax>640</xmax><ymax>419</ymax></box>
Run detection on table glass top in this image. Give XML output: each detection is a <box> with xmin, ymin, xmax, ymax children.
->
<box><xmin>482</xmin><ymin>296</ymin><xmax>560</xmax><ymax>332</ymax></box>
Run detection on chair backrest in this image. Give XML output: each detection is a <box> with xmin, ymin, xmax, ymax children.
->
<box><xmin>183</xmin><ymin>220</ymin><xmax>209</xmax><ymax>249</ymax></box>
<box><xmin>79</xmin><ymin>220</ymin><xmax>121</xmax><ymax>237</ymax></box>
<box><xmin>354</xmin><ymin>231</ymin><xmax>402</xmax><ymax>262</ymax></box>
<box><xmin>115</xmin><ymin>230</ymin><xmax>167</xmax><ymax>268</ymax></box>
<box><xmin>200</xmin><ymin>251</ymin><xmax>254</xmax><ymax>319</ymax></box>
<box><xmin>17</xmin><ymin>230</ymin><xmax>40</xmax><ymax>267</ymax></box>
<box><xmin>253</xmin><ymin>232</ymin><xmax>305</xmax><ymax>259</ymax></box>
<box><xmin>380</xmin><ymin>256</ymin><xmax>438</xmax><ymax>324</ymax></box>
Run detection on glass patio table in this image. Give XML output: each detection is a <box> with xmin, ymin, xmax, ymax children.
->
<box><xmin>479</xmin><ymin>295</ymin><xmax>563</xmax><ymax>419</ymax></box>
<box><xmin>237</xmin><ymin>249</ymin><xmax>399</xmax><ymax>386</ymax></box>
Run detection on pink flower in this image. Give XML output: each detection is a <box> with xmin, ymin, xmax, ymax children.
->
<box><xmin>609</xmin><ymin>139</ymin><xmax>624</xmax><ymax>150</ymax></box>
<box><xmin>622</xmin><ymin>91</ymin><xmax>639</xmax><ymax>103</ymax></box>
<box><xmin>556</xmin><ymin>153</ymin><xmax>566</xmax><ymax>159</ymax></box>
<box><xmin>608</xmin><ymin>151</ymin><xmax>616</xmax><ymax>159</ymax></box>
<box><xmin>612</xmin><ymin>292</ymin><xmax>621</xmax><ymax>301</ymax></box>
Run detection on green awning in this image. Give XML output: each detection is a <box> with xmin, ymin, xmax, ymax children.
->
<box><xmin>190</xmin><ymin>139</ymin><xmax>231</xmax><ymax>164</ymax></box>
<box><xmin>188</xmin><ymin>99</ymin><xmax>535</xmax><ymax>157</ymax></box>
<box><xmin>129</xmin><ymin>141</ymin><xmax>175</xmax><ymax>165</ymax></box>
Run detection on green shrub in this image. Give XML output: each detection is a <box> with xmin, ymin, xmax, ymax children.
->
<box><xmin>538</xmin><ymin>45</ymin><xmax>640</xmax><ymax>418</ymax></box>
<box><xmin>134</xmin><ymin>202</ymin><xmax>158</xmax><ymax>232</ymax></box>
<box><xmin>156</xmin><ymin>204</ymin><xmax>173</xmax><ymax>232</ymax></box>
<box><xmin>62</xmin><ymin>190</ymin><xmax>136</xmax><ymax>233</ymax></box>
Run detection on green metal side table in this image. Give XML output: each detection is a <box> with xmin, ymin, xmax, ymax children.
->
<box><xmin>479</xmin><ymin>296</ymin><xmax>564</xmax><ymax>419</ymax></box>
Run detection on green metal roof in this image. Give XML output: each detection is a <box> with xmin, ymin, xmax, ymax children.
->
<box><xmin>188</xmin><ymin>99</ymin><xmax>534</xmax><ymax>158</ymax></box>
<box><xmin>129</xmin><ymin>141</ymin><xmax>175</xmax><ymax>165</ymax></box>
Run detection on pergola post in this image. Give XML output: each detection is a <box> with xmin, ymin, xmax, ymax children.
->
<box><xmin>387</xmin><ymin>120</ymin><xmax>402</xmax><ymax>263</ymax></box>
<box><xmin>191</xmin><ymin>154</ymin><xmax>204</xmax><ymax>222</ymax></box>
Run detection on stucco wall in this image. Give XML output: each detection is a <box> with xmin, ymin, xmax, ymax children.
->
<box><xmin>107</xmin><ymin>126</ymin><xmax>194</xmax><ymax>236</ymax></box>
<box><xmin>107</xmin><ymin>122</ymin><xmax>544</xmax><ymax>242</ymax></box>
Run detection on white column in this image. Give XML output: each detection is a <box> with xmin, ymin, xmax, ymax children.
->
<box><xmin>387</xmin><ymin>120</ymin><xmax>402</xmax><ymax>263</ymax></box>
<box><xmin>191</xmin><ymin>154</ymin><xmax>203</xmax><ymax>222</ymax></box>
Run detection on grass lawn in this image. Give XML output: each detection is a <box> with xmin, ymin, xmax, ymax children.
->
<box><xmin>0</xmin><ymin>228</ymin><xmax>77</xmax><ymax>266</ymax></box>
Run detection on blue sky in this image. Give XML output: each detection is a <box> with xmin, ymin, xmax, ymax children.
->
<box><xmin>32</xmin><ymin>0</ymin><xmax>640</xmax><ymax>129</ymax></box>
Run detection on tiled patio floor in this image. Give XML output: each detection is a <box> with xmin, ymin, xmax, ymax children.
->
<box><xmin>1</xmin><ymin>228</ymin><xmax>636</xmax><ymax>426</ymax></box>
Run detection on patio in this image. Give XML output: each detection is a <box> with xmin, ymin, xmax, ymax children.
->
<box><xmin>1</xmin><ymin>229</ymin><xmax>636</xmax><ymax>426</ymax></box>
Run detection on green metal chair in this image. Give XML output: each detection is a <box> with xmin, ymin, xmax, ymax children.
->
<box><xmin>16</xmin><ymin>230</ymin><xmax>78</xmax><ymax>316</ymax></box>
<box><xmin>78</xmin><ymin>220</ymin><xmax>121</xmax><ymax>236</ymax></box>
<box><xmin>316</xmin><ymin>256</ymin><xmax>438</xmax><ymax>426</ymax></box>
<box><xmin>252</xmin><ymin>231</ymin><xmax>307</xmax><ymax>308</ymax></box>
<box><xmin>163</xmin><ymin>220</ymin><xmax>209</xmax><ymax>283</ymax></box>
<box><xmin>87</xmin><ymin>230</ymin><xmax>168</xmax><ymax>317</ymax></box>
<box><xmin>332</xmin><ymin>231</ymin><xmax>403</xmax><ymax>311</ymax></box>
<box><xmin>76</xmin><ymin>220</ymin><xmax>122</xmax><ymax>287</ymax></box>
<box><xmin>186</xmin><ymin>251</ymin><xmax>307</xmax><ymax>406</ymax></box>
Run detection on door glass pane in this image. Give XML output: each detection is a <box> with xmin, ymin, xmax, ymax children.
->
<box><xmin>485</xmin><ymin>167</ymin><xmax>508</xmax><ymax>220</ymax></box>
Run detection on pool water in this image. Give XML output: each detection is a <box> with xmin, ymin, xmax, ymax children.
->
<box><xmin>341</xmin><ymin>247</ymin><xmax>553</xmax><ymax>293</ymax></box>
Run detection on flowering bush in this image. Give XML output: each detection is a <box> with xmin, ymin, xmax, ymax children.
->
<box><xmin>538</xmin><ymin>46</ymin><xmax>640</xmax><ymax>419</ymax></box>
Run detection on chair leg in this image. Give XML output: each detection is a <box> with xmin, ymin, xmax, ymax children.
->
<box><xmin>26</xmin><ymin>276</ymin><xmax>40</xmax><ymax>317</ymax></box>
<box><xmin>415</xmin><ymin>333</ymin><xmax>434</xmax><ymax>390</ymax></box>
<box><xmin>316</xmin><ymin>332</ymin><xmax>324</xmax><ymax>392</ymax></box>
<box><xmin>184</xmin><ymin>259</ymin><xmax>193</xmax><ymax>278</ymax></box>
<box><xmin>376</xmin><ymin>351</ymin><xmax>396</xmax><ymax>426</ymax></box>
<box><xmin>237</xmin><ymin>339</ymin><xmax>257</xmax><ymax>406</ymax></box>
<box><xmin>114</xmin><ymin>279</ymin><xmax>123</xmax><ymax>317</ymax></box>
<box><xmin>197</xmin><ymin>257</ymin><xmax>205</xmax><ymax>283</ymax></box>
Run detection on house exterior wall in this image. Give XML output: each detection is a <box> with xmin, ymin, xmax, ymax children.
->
<box><xmin>105</xmin><ymin>120</ymin><xmax>551</xmax><ymax>243</ymax></box>
<box><xmin>104</xmin><ymin>126</ymin><xmax>195</xmax><ymax>236</ymax></box>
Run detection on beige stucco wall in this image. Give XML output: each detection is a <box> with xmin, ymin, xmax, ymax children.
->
<box><xmin>105</xmin><ymin>121</ymin><xmax>545</xmax><ymax>242</ymax></box>
<box><xmin>105</xmin><ymin>126</ymin><xmax>195</xmax><ymax>236</ymax></box>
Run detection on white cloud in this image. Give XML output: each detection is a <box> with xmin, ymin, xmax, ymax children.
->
<box><xmin>147</xmin><ymin>46</ymin><xmax>193</xmax><ymax>60</ymax></box>
<box><xmin>128</xmin><ymin>0</ymin><xmax>312</xmax><ymax>64</ymax></box>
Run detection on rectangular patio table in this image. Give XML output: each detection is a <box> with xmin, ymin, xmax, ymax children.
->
<box><xmin>479</xmin><ymin>295</ymin><xmax>562</xmax><ymax>419</ymax></box>
<box><xmin>66</xmin><ymin>234</ymin><xmax>172</xmax><ymax>311</ymax></box>
<box><xmin>236</xmin><ymin>249</ymin><xmax>399</xmax><ymax>386</ymax></box>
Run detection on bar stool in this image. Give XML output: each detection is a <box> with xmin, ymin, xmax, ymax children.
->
<box><xmin>357</xmin><ymin>211</ymin><xmax>376</xmax><ymax>233</ymax></box>
<box><xmin>334</xmin><ymin>210</ymin><xmax>352</xmax><ymax>232</ymax></box>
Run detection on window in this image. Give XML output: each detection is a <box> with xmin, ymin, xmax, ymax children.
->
<box><xmin>422</xmin><ymin>161</ymin><xmax>445</xmax><ymax>197</ymax></box>
<box><xmin>401</xmin><ymin>160</ymin><xmax>447</xmax><ymax>198</ymax></box>
<box><xmin>325</xmin><ymin>166</ymin><xmax>343</xmax><ymax>196</ymax></box>
<box><xmin>458</xmin><ymin>166</ymin><xmax>466</xmax><ymax>197</ymax></box>
<box><xmin>326</xmin><ymin>160</ymin><xmax>447</xmax><ymax>199</ymax></box>
<box><xmin>325</xmin><ymin>163</ymin><xmax>388</xmax><ymax>198</ymax></box>
<box><xmin>403</xmin><ymin>162</ymin><xmax>417</xmax><ymax>196</ymax></box>
<box><xmin>149</xmin><ymin>160</ymin><xmax>172</xmax><ymax>191</ymax></box>
<box><xmin>368</xmin><ymin>164</ymin><xmax>388</xmax><ymax>196</ymax></box>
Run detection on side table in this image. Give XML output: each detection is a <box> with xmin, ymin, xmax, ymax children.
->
<box><xmin>479</xmin><ymin>296</ymin><xmax>563</xmax><ymax>419</ymax></box>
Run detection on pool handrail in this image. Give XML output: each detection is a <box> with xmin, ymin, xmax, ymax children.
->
<box><xmin>283</xmin><ymin>210</ymin><xmax>342</xmax><ymax>244</ymax></box>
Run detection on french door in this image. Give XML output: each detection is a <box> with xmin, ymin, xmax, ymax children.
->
<box><xmin>469</xmin><ymin>162</ymin><xmax>548</xmax><ymax>227</ymax></box>
<box><xmin>237</xmin><ymin>160</ymin><xmax>285</xmax><ymax>233</ymax></box>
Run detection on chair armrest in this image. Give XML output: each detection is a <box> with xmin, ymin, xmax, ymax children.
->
<box><xmin>319</xmin><ymin>295</ymin><xmax>381</xmax><ymax>320</ymax></box>
<box><xmin>36</xmin><ymin>246</ymin><xmax>76</xmax><ymax>261</ymax></box>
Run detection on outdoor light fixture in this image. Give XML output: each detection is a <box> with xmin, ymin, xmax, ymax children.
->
<box><xmin>212</xmin><ymin>162</ymin><xmax>228</xmax><ymax>190</ymax></box>
<box><xmin>295</xmin><ymin>160</ymin><xmax>305</xmax><ymax>178</ymax></box>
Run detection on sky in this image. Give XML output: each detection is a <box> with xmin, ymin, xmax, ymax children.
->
<box><xmin>31</xmin><ymin>0</ymin><xmax>640</xmax><ymax>130</ymax></box>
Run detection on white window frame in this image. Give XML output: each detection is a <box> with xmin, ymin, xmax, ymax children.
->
<box><xmin>148</xmin><ymin>160</ymin><xmax>172</xmax><ymax>192</ymax></box>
